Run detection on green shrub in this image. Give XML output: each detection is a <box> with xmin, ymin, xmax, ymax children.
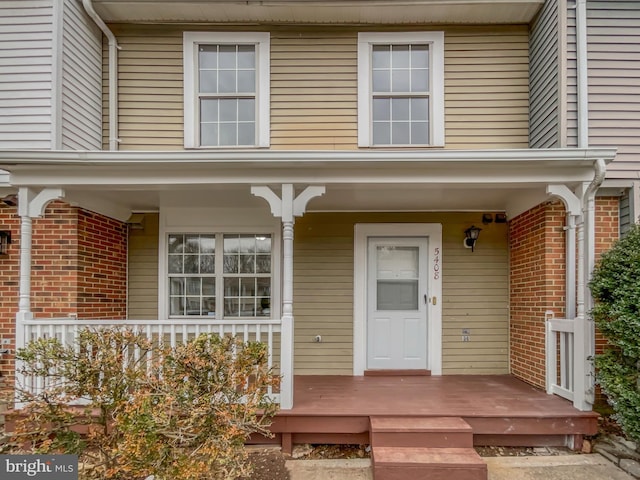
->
<box><xmin>590</xmin><ymin>224</ymin><xmax>640</xmax><ymax>442</ymax></box>
<box><xmin>2</xmin><ymin>328</ymin><xmax>279</xmax><ymax>480</ymax></box>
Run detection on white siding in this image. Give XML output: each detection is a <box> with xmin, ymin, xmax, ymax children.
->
<box><xmin>61</xmin><ymin>0</ymin><xmax>102</xmax><ymax>150</ymax></box>
<box><xmin>529</xmin><ymin>0</ymin><xmax>561</xmax><ymax>148</ymax></box>
<box><xmin>0</xmin><ymin>1</ymin><xmax>53</xmax><ymax>149</ymax></box>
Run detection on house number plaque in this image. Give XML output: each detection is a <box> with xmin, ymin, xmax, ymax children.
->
<box><xmin>433</xmin><ymin>247</ymin><xmax>440</xmax><ymax>280</ymax></box>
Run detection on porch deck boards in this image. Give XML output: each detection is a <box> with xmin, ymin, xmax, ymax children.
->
<box><xmin>267</xmin><ymin>375</ymin><xmax>598</xmax><ymax>451</ymax></box>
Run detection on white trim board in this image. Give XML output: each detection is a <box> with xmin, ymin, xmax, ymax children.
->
<box><xmin>353</xmin><ymin>223</ymin><xmax>443</xmax><ymax>376</ymax></box>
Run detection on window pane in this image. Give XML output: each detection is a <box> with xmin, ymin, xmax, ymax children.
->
<box><xmin>184</xmin><ymin>235</ymin><xmax>200</xmax><ymax>253</ymax></box>
<box><xmin>392</xmin><ymin>122</ymin><xmax>410</xmax><ymax>144</ymax></box>
<box><xmin>256</xmin><ymin>235</ymin><xmax>271</xmax><ymax>253</ymax></box>
<box><xmin>258</xmin><ymin>298</ymin><xmax>270</xmax><ymax>316</ymax></box>
<box><xmin>186</xmin><ymin>277</ymin><xmax>200</xmax><ymax>295</ymax></box>
<box><xmin>373</xmin><ymin>98</ymin><xmax>390</xmax><ymax>121</ymax></box>
<box><xmin>237</xmin><ymin>70</ymin><xmax>255</xmax><ymax>93</ymax></box>
<box><xmin>201</xmin><ymin>99</ymin><xmax>218</xmax><ymax>122</ymax></box>
<box><xmin>168</xmin><ymin>235</ymin><xmax>184</xmax><ymax>254</ymax></box>
<box><xmin>241</xmin><ymin>277</ymin><xmax>256</xmax><ymax>296</ymax></box>
<box><xmin>220</xmin><ymin>99</ymin><xmax>237</xmax><ymax>121</ymax></box>
<box><xmin>168</xmin><ymin>256</ymin><xmax>182</xmax><ymax>274</ymax></box>
<box><xmin>372</xmin><ymin>70</ymin><xmax>390</xmax><ymax>92</ymax></box>
<box><xmin>372</xmin><ymin>45</ymin><xmax>390</xmax><ymax>68</ymax></box>
<box><xmin>377</xmin><ymin>280</ymin><xmax>419</xmax><ymax>310</ymax></box>
<box><xmin>200</xmin><ymin>235</ymin><xmax>215</xmax><ymax>253</ymax></box>
<box><xmin>200</xmin><ymin>254</ymin><xmax>215</xmax><ymax>273</ymax></box>
<box><xmin>202</xmin><ymin>277</ymin><xmax>216</xmax><ymax>296</ymax></box>
<box><xmin>224</xmin><ymin>255</ymin><xmax>238</xmax><ymax>274</ymax></box>
<box><xmin>224</xmin><ymin>277</ymin><xmax>240</xmax><ymax>297</ymax></box>
<box><xmin>203</xmin><ymin>297</ymin><xmax>216</xmax><ymax>315</ymax></box>
<box><xmin>410</xmin><ymin>98</ymin><xmax>428</xmax><ymax>121</ymax></box>
<box><xmin>392</xmin><ymin>44</ymin><xmax>410</xmax><ymax>68</ymax></box>
<box><xmin>225</xmin><ymin>298</ymin><xmax>239</xmax><ymax>317</ymax></box>
<box><xmin>199</xmin><ymin>45</ymin><xmax>218</xmax><ymax>69</ymax></box>
<box><xmin>240</xmin><ymin>254</ymin><xmax>255</xmax><ymax>273</ymax></box>
<box><xmin>184</xmin><ymin>255</ymin><xmax>199</xmax><ymax>274</ymax></box>
<box><xmin>238</xmin><ymin>99</ymin><xmax>255</xmax><ymax>121</ymax></box>
<box><xmin>199</xmin><ymin>71</ymin><xmax>218</xmax><ymax>94</ymax></box>
<box><xmin>219</xmin><ymin>123</ymin><xmax>237</xmax><ymax>145</ymax></box>
<box><xmin>391</xmin><ymin>70</ymin><xmax>410</xmax><ymax>92</ymax></box>
<box><xmin>411</xmin><ymin>45</ymin><xmax>429</xmax><ymax>68</ymax></box>
<box><xmin>170</xmin><ymin>278</ymin><xmax>185</xmax><ymax>295</ymax></box>
<box><xmin>257</xmin><ymin>278</ymin><xmax>271</xmax><ymax>296</ymax></box>
<box><xmin>373</xmin><ymin>121</ymin><xmax>390</xmax><ymax>145</ymax></box>
<box><xmin>411</xmin><ymin>69</ymin><xmax>428</xmax><ymax>92</ymax></box>
<box><xmin>238</xmin><ymin>123</ymin><xmax>255</xmax><ymax>145</ymax></box>
<box><xmin>240</xmin><ymin>299</ymin><xmax>256</xmax><ymax>316</ymax></box>
<box><xmin>224</xmin><ymin>235</ymin><xmax>240</xmax><ymax>253</ymax></box>
<box><xmin>218</xmin><ymin>45</ymin><xmax>236</xmax><ymax>68</ymax></box>
<box><xmin>237</xmin><ymin>45</ymin><xmax>255</xmax><ymax>68</ymax></box>
<box><xmin>391</xmin><ymin>98</ymin><xmax>410</xmax><ymax>121</ymax></box>
<box><xmin>200</xmin><ymin>123</ymin><xmax>218</xmax><ymax>146</ymax></box>
<box><xmin>186</xmin><ymin>297</ymin><xmax>201</xmax><ymax>315</ymax></box>
<box><xmin>240</xmin><ymin>235</ymin><xmax>256</xmax><ymax>253</ymax></box>
<box><xmin>411</xmin><ymin>121</ymin><xmax>429</xmax><ymax>145</ymax></box>
<box><xmin>170</xmin><ymin>297</ymin><xmax>185</xmax><ymax>316</ymax></box>
<box><xmin>256</xmin><ymin>254</ymin><xmax>271</xmax><ymax>273</ymax></box>
<box><xmin>218</xmin><ymin>70</ymin><xmax>236</xmax><ymax>93</ymax></box>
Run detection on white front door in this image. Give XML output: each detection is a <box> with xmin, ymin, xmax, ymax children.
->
<box><xmin>367</xmin><ymin>237</ymin><xmax>428</xmax><ymax>370</ymax></box>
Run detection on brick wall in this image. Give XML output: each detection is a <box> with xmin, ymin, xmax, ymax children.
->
<box><xmin>509</xmin><ymin>201</ymin><xmax>567</xmax><ymax>389</ymax></box>
<box><xmin>0</xmin><ymin>202</ymin><xmax>127</xmax><ymax>385</ymax></box>
<box><xmin>593</xmin><ymin>197</ymin><xmax>620</xmax><ymax>359</ymax></box>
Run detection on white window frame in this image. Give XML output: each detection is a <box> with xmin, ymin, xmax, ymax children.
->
<box><xmin>357</xmin><ymin>32</ymin><xmax>445</xmax><ymax>147</ymax></box>
<box><xmin>183</xmin><ymin>32</ymin><xmax>270</xmax><ymax>148</ymax></box>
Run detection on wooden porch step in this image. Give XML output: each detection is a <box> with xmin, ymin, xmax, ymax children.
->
<box><xmin>370</xmin><ymin>416</ymin><xmax>473</xmax><ymax>448</ymax></box>
<box><xmin>372</xmin><ymin>446</ymin><xmax>487</xmax><ymax>480</ymax></box>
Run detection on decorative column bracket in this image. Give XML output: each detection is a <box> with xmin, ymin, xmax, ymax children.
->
<box><xmin>251</xmin><ymin>184</ymin><xmax>325</xmax><ymax>410</ymax></box>
<box><xmin>251</xmin><ymin>184</ymin><xmax>326</xmax><ymax>223</ymax></box>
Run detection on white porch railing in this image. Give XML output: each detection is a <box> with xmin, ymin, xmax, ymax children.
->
<box><xmin>17</xmin><ymin>318</ymin><xmax>282</xmax><ymax>403</ymax></box>
<box><xmin>545</xmin><ymin>310</ymin><xmax>574</xmax><ymax>401</ymax></box>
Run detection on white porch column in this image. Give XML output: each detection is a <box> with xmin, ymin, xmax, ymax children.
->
<box><xmin>251</xmin><ymin>184</ymin><xmax>325</xmax><ymax>409</ymax></box>
<box><xmin>15</xmin><ymin>187</ymin><xmax>65</xmax><ymax>331</ymax></box>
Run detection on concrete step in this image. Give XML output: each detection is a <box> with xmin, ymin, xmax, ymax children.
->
<box><xmin>370</xmin><ymin>416</ymin><xmax>473</xmax><ymax>448</ymax></box>
<box><xmin>372</xmin><ymin>446</ymin><xmax>487</xmax><ymax>480</ymax></box>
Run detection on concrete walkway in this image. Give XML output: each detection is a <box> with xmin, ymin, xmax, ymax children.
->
<box><xmin>286</xmin><ymin>454</ymin><xmax>635</xmax><ymax>480</ymax></box>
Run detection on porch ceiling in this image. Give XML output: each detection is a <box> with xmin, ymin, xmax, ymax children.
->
<box><xmin>0</xmin><ymin>148</ymin><xmax>617</xmax><ymax>221</ymax></box>
<box><xmin>91</xmin><ymin>0</ymin><xmax>543</xmax><ymax>25</ymax></box>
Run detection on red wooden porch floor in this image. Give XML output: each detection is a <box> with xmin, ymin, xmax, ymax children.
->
<box><xmin>264</xmin><ymin>375</ymin><xmax>599</xmax><ymax>453</ymax></box>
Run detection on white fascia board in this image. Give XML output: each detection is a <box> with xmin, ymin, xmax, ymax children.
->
<box><xmin>0</xmin><ymin>169</ymin><xmax>10</xmax><ymax>186</ymax></box>
<box><xmin>0</xmin><ymin>148</ymin><xmax>618</xmax><ymax>167</ymax></box>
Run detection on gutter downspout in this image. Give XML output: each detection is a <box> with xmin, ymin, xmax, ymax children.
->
<box><xmin>82</xmin><ymin>0</ymin><xmax>119</xmax><ymax>151</ymax></box>
<box><xmin>576</xmin><ymin>0</ymin><xmax>588</xmax><ymax>148</ymax></box>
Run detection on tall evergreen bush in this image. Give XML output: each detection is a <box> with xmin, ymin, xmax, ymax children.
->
<box><xmin>590</xmin><ymin>224</ymin><xmax>640</xmax><ymax>442</ymax></box>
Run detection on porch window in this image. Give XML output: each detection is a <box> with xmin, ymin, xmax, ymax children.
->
<box><xmin>358</xmin><ymin>32</ymin><xmax>444</xmax><ymax>147</ymax></box>
<box><xmin>168</xmin><ymin>233</ymin><xmax>272</xmax><ymax>318</ymax></box>
<box><xmin>183</xmin><ymin>32</ymin><xmax>270</xmax><ymax>148</ymax></box>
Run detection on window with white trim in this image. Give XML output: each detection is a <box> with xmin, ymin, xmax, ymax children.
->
<box><xmin>183</xmin><ymin>32</ymin><xmax>270</xmax><ymax>148</ymax></box>
<box><xmin>168</xmin><ymin>233</ymin><xmax>272</xmax><ymax>318</ymax></box>
<box><xmin>358</xmin><ymin>32</ymin><xmax>445</xmax><ymax>147</ymax></box>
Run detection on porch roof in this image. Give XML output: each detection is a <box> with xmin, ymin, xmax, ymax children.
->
<box><xmin>91</xmin><ymin>0</ymin><xmax>544</xmax><ymax>25</ymax></box>
<box><xmin>0</xmin><ymin>147</ymin><xmax>617</xmax><ymax>221</ymax></box>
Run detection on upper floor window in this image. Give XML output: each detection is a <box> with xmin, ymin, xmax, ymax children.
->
<box><xmin>358</xmin><ymin>32</ymin><xmax>444</xmax><ymax>147</ymax></box>
<box><xmin>183</xmin><ymin>32</ymin><xmax>270</xmax><ymax>148</ymax></box>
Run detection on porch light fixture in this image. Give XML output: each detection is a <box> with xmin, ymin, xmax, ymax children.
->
<box><xmin>463</xmin><ymin>225</ymin><xmax>481</xmax><ymax>252</ymax></box>
<box><xmin>0</xmin><ymin>231</ymin><xmax>11</xmax><ymax>255</ymax></box>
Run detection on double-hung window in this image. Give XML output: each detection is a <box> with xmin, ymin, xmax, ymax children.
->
<box><xmin>183</xmin><ymin>32</ymin><xmax>270</xmax><ymax>148</ymax></box>
<box><xmin>358</xmin><ymin>32</ymin><xmax>444</xmax><ymax>147</ymax></box>
<box><xmin>168</xmin><ymin>233</ymin><xmax>272</xmax><ymax>319</ymax></box>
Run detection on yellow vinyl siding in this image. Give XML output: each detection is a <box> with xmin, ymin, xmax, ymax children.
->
<box><xmin>106</xmin><ymin>25</ymin><xmax>528</xmax><ymax>150</ymax></box>
<box><xmin>127</xmin><ymin>213</ymin><xmax>159</xmax><ymax>319</ymax></box>
<box><xmin>294</xmin><ymin>212</ymin><xmax>509</xmax><ymax>375</ymax></box>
